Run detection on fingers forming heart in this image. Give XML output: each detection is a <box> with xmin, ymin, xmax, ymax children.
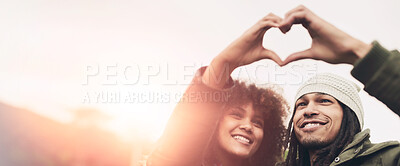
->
<box><xmin>262</xmin><ymin>26</ymin><xmax>312</xmax><ymax>66</ymax></box>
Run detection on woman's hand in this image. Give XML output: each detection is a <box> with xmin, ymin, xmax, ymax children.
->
<box><xmin>203</xmin><ymin>13</ymin><xmax>283</xmax><ymax>89</ymax></box>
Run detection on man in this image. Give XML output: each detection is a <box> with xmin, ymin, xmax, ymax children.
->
<box><xmin>281</xmin><ymin>5</ymin><xmax>400</xmax><ymax>166</ymax></box>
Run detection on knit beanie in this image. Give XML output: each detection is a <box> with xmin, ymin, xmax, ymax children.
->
<box><xmin>294</xmin><ymin>73</ymin><xmax>364</xmax><ymax>129</ymax></box>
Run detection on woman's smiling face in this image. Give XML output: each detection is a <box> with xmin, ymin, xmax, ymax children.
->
<box><xmin>216</xmin><ymin>103</ymin><xmax>264</xmax><ymax>158</ymax></box>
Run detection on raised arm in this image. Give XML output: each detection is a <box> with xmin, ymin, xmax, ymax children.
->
<box><xmin>280</xmin><ymin>5</ymin><xmax>400</xmax><ymax>114</ymax></box>
<box><xmin>203</xmin><ymin>13</ymin><xmax>283</xmax><ymax>89</ymax></box>
<box><xmin>146</xmin><ymin>13</ymin><xmax>284</xmax><ymax>166</ymax></box>
<box><xmin>279</xmin><ymin>5</ymin><xmax>372</xmax><ymax>66</ymax></box>
<box><xmin>351</xmin><ymin>42</ymin><xmax>400</xmax><ymax>114</ymax></box>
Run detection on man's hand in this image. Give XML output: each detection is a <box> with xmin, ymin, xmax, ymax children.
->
<box><xmin>203</xmin><ymin>13</ymin><xmax>283</xmax><ymax>89</ymax></box>
<box><xmin>279</xmin><ymin>5</ymin><xmax>372</xmax><ymax>66</ymax></box>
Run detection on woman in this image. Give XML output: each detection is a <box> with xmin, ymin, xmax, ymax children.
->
<box><xmin>203</xmin><ymin>81</ymin><xmax>288</xmax><ymax>166</ymax></box>
<box><xmin>146</xmin><ymin>13</ymin><xmax>287</xmax><ymax>166</ymax></box>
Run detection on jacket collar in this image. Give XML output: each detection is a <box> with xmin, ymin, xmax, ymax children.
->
<box><xmin>341</xmin><ymin>129</ymin><xmax>371</xmax><ymax>152</ymax></box>
<box><xmin>338</xmin><ymin>129</ymin><xmax>399</xmax><ymax>164</ymax></box>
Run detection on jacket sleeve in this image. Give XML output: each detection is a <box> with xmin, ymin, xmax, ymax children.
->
<box><xmin>146</xmin><ymin>67</ymin><xmax>234</xmax><ymax>166</ymax></box>
<box><xmin>351</xmin><ymin>41</ymin><xmax>400</xmax><ymax>115</ymax></box>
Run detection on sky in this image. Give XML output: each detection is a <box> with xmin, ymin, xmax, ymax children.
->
<box><xmin>0</xmin><ymin>0</ymin><xmax>399</xmax><ymax>143</ymax></box>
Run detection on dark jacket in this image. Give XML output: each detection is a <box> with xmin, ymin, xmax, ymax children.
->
<box><xmin>329</xmin><ymin>41</ymin><xmax>400</xmax><ymax>165</ymax></box>
<box><xmin>277</xmin><ymin>41</ymin><xmax>400</xmax><ymax>166</ymax></box>
<box><xmin>328</xmin><ymin>129</ymin><xmax>399</xmax><ymax>166</ymax></box>
<box><xmin>352</xmin><ymin>41</ymin><xmax>400</xmax><ymax>114</ymax></box>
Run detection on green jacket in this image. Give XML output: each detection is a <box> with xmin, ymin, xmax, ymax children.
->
<box><xmin>329</xmin><ymin>129</ymin><xmax>399</xmax><ymax>166</ymax></box>
<box><xmin>327</xmin><ymin>41</ymin><xmax>400</xmax><ymax>166</ymax></box>
<box><xmin>352</xmin><ymin>41</ymin><xmax>400</xmax><ymax>114</ymax></box>
<box><xmin>278</xmin><ymin>42</ymin><xmax>400</xmax><ymax>166</ymax></box>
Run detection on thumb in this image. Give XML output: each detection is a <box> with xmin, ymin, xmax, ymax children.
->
<box><xmin>282</xmin><ymin>49</ymin><xmax>313</xmax><ymax>66</ymax></box>
<box><xmin>261</xmin><ymin>49</ymin><xmax>283</xmax><ymax>66</ymax></box>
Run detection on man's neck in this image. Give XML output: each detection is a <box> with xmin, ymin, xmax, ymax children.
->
<box><xmin>308</xmin><ymin>149</ymin><xmax>318</xmax><ymax>166</ymax></box>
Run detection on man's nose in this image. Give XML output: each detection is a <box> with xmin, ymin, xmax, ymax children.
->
<box><xmin>303</xmin><ymin>102</ymin><xmax>320</xmax><ymax>117</ymax></box>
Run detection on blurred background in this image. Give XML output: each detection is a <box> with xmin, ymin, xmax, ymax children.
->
<box><xmin>0</xmin><ymin>0</ymin><xmax>399</xmax><ymax>165</ymax></box>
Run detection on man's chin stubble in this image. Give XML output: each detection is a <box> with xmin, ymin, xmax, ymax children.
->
<box><xmin>300</xmin><ymin>139</ymin><xmax>330</xmax><ymax>149</ymax></box>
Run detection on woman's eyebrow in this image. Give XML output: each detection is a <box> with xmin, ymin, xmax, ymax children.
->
<box><xmin>228</xmin><ymin>106</ymin><xmax>247</xmax><ymax>115</ymax></box>
<box><xmin>254</xmin><ymin>114</ymin><xmax>264</xmax><ymax>120</ymax></box>
<box><xmin>230</xmin><ymin>106</ymin><xmax>246</xmax><ymax>112</ymax></box>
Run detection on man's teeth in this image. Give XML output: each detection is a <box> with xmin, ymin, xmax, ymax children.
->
<box><xmin>304</xmin><ymin>123</ymin><xmax>320</xmax><ymax>128</ymax></box>
<box><xmin>233</xmin><ymin>135</ymin><xmax>250</xmax><ymax>143</ymax></box>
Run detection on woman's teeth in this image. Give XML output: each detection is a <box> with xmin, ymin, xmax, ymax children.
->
<box><xmin>233</xmin><ymin>135</ymin><xmax>250</xmax><ymax>143</ymax></box>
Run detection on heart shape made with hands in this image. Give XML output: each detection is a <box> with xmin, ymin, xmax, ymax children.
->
<box><xmin>262</xmin><ymin>25</ymin><xmax>312</xmax><ymax>63</ymax></box>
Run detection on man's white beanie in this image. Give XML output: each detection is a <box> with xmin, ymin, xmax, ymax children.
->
<box><xmin>295</xmin><ymin>73</ymin><xmax>364</xmax><ymax>129</ymax></box>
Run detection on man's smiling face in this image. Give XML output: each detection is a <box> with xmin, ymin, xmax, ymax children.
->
<box><xmin>293</xmin><ymin>92</ymin><xmax>343</xmax><ymax>149</ymax></box>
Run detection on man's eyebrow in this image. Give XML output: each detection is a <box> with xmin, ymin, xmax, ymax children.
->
<box><xmin>315</xmin><ymin>92</ymin><xmax>328</xmax><ymax>96</ymax></box>
<box><xmin>297</xmin><ymin>95</ymin><xmax>306</xmax><ymax>101</ymax></box>
<box><xmin>298</xmin><ymin>92</ymin><xmax>329</xmax><ymax>100</ymax></box>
